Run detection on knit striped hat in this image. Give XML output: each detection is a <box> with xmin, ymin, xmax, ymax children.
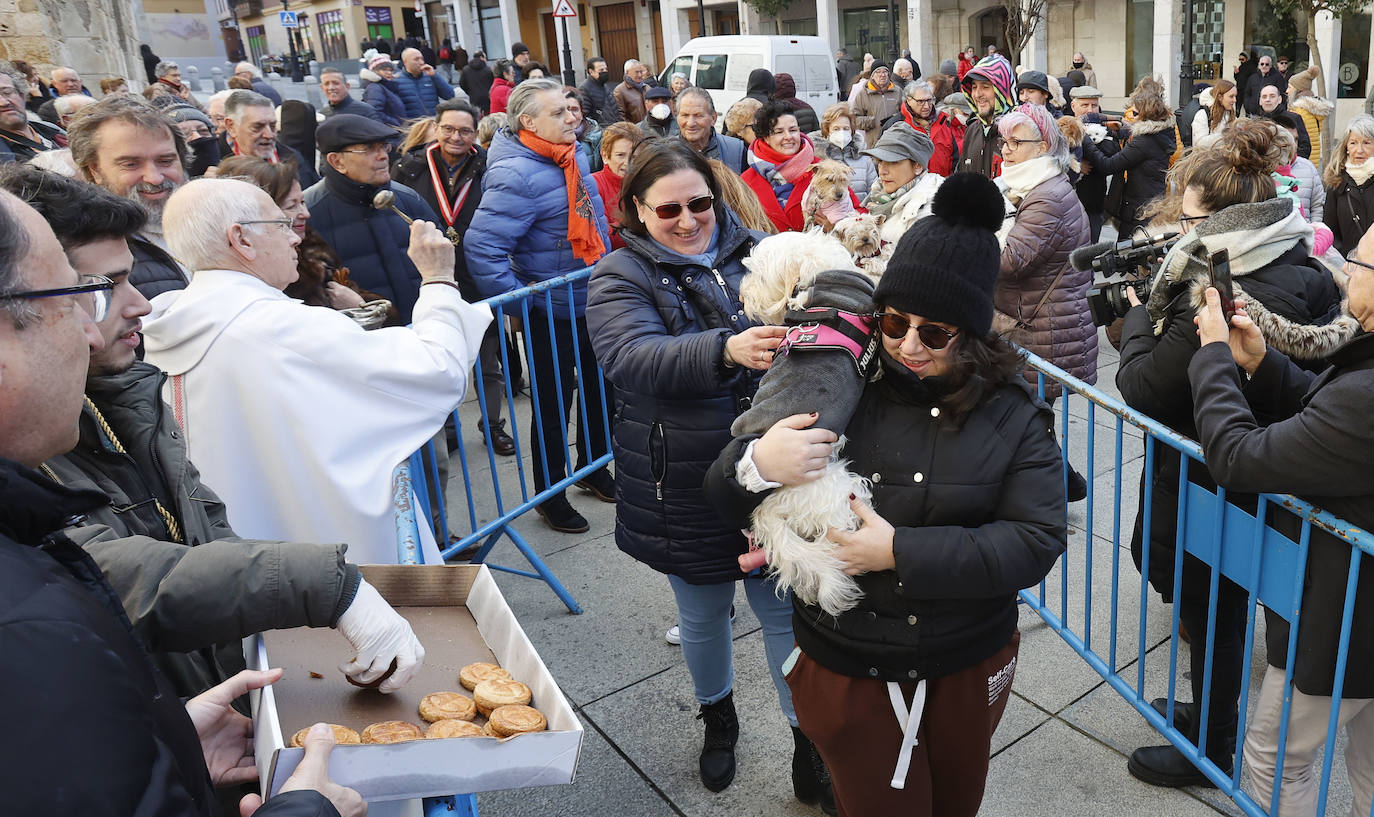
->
<box><xmin>961</xmin><ymin>55</ymin><xmax>1014</xmax><ymax>119</ymax></box>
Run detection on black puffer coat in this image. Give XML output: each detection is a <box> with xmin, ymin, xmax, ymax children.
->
<box><xmin>1081</xmin><ymin>116</ymin><xmax>1176</xmax><ymax>234</ymax></box>
<box><xmin>1324</xmin><ymin>170</ymin><xmax>1374</xmax><ymax>255</ymax></box>
<box><xmin>585</xmin><ymin>208</ymin><xmax>764</xmax><ymax>584</ymax></box>
<box><xmin>703</xmin><ymin>353</ymin><xmax>1067</xmax><ymax>681</ymax></box>
<box><xmin>1118</xmin><ymin>235</ymin><xmax>1347</xmax><ymax>601</ymax></box>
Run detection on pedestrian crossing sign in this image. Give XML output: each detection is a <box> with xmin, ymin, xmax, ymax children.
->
<box><xmin>553</xmin><ymin>0</ymin><xmax>576</xmax><ymax>17</ymax></box>
<box><xmin>279</xmin><ymin>10</ymin><xmax>298</xmax><ymax>28</ymax></box>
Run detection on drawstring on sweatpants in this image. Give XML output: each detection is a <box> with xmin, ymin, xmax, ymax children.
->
<box><xmin>886</xmin><ymin>679</ymin><xmax>927</xmax><ymax>789</ymax></box>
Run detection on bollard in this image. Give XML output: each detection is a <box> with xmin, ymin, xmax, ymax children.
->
<box><xmin>211</xmin><ymin>66</ymin><xmax>225</xmax><ymax>92</ymax></box>
<box><xmin>303</xmin><ymin>75</ymin><xmax>322</xmax><ymax>108</ymax></box>
<box><xmin>186</xmin><ymin>65</ymin><xmax>201</xmax><ymax>94</ymax></box>
<box><xmin>348</xmin><ymin>76</ymin><xmax>360</xmax><ymax>89</ymax></box>
<box><xmin>309</xmin><ymin>59</ymin><xmax>321</xmax><ymax>79</ymax></box>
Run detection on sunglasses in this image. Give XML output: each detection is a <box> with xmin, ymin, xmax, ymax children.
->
<box><xmin>639</xmin><ymin>194</ymin><xmax>714</xmax><ymax>220</ymax></box>
<box><xmin>877</xmin><ymin>312</ymin><xmax>960</xmax><ymax>349</ymax></box>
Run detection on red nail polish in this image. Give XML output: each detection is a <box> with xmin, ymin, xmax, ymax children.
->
<box><xmin>849</xmin><ymin>493</ymin><xmax>856</xmax><ymax>500</ymax></box>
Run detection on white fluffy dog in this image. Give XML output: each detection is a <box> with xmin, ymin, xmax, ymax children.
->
<box><xmin>735</xmin><ymin>230</ymin><xmax>880</xmax><ymax>616</ymax></box>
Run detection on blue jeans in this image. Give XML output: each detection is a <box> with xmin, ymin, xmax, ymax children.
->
<box><xmin>668</xmin><ymin>573</ymin><xmax>798</xmax><ymax>727</ymax></box>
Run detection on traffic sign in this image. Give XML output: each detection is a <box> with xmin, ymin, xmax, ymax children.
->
<box><xmin>280</xmin><ymin>10</ymin><xmax>298</xmax><ymax>28</ymax></box>
<box><xmin>553</xmin><ymin>0</ymin><xmax>576</xmax><ymax>18</ymax></box>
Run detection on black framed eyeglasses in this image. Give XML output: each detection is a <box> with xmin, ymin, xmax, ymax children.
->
<box><xmin>1345</xmin><ymin>252</ymin><xmax>1374</xmax><ymax>274</ymax></box>
<box><xmin>640</xmin><ymin>194</ymin><xmax>714</xmax><ymax>220</ymax></box>
<box><xmin>876</xmin><ymin>312</ymin><xmax>960</xmax><ymax>349</ymax></box>
<box><xmin>1179</xmin><ymin>213</ymin><xmax>1208</xmax><ymax>229</ymax></box>
<box><xmin>0</xmin><ymin>275</ymin><xmax>113</xmax><ymax>322</ymax></box>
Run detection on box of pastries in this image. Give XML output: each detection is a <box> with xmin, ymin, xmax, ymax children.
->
<box><xmin>245</xmin><ymin>563</ymin><xmax>582</xmax><ymax>803</ymax></box>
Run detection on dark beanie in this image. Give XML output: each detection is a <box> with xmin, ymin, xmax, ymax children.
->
<box><xmin>873</xmin><ymin>173</ymin><xmax>1005</xmax><ymax>337</ymax></box>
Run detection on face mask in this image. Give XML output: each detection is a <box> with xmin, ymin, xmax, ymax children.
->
<box><xmin>188</xmin><ymin>135</ymin><xmax>221</xmax><ymax>178</ymax></box>
<box><xmin>828</xmin><ymin>129</ymin><xmax>852</xmax><ymax>149</ymax></box>
<box><xmin>650</xmin><ymin>103</ymin><xmax>671</xmax><ymax>120</ymax></box>
<box><xmin>1073</xmin><ymin>60</ymin><xmax>1085</xmax><ymax>69</ymax></box>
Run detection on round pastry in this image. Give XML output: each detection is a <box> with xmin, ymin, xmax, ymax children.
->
<box><xmin>289</xmin><ymin>724</ymin><xmax>362</xmax><ymax>748</ymax></box>
<box><xmin>487</xmin><ymin>704</ymin><xmax>548</xmax><ymax>737</ymax></box>
<box><xmin>425</xmin><ymin>719</ymin><xmax>485</xmax><ymax>739</ymax></box>
<box><xmin>346</xmin><ymin>657</ymin><xmax>399</xmax><ymax>689</ymax></box>
<box><xmin>473</xmin><ymin>678</ymin><xmax>532</xmax><ymax>716</ymax></box>
<box><xmin>481</xmin><ymin>720</ymin><xmax>498</xmax><ymax>736</ymax></box>
<box><xmin>418</xmin><ymin>691</ymin><xmax>477</xmax><ymax>723</ymax></box>
<box><xmin>360</xmin><ymin>720</ymin><xmax>424</xmax><ymax>744</ymax></box>
<box><xmin>459</xmin><ymin>662</ymin><xmax>512</xmax><ymax>691</ymax></box>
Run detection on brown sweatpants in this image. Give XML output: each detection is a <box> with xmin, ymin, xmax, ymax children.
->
<box><xmin>787</xmin><ymin>631</ymin><xmax>1020</xmax><ymax>817</ymax></box>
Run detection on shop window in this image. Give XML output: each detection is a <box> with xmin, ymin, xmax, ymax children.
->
<box><xmin>1337</xmin><ymin>12</ymin><xmax>1371</xmax><ymax>99</ymax></box>
<box><xmin>247</xmin><ymin>25</ymin><xmax>267</xmax><ymax>64</ymax></box>
<box><xmin>1127</xmin><ymin>0</ymin><xmax>1155</xmax><ymax>94</ymax></box>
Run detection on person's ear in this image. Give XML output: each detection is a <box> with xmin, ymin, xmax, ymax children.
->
<box><xmin>228</xmin><ymin>223</ymin><xmax>257</xmax><ymax>262</ymax></box>
<box><xmin>324</xmin><ymin>152</ymin><xmax>348</xmax><ymax>174</ymax></box>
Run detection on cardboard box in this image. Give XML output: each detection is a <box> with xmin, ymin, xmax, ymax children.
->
<box><xmin>246</xmin><ymin>563</ymin><xmax>582</xmax><ymax>803</ymax></box>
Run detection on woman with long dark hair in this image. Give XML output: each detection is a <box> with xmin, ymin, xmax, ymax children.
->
<box><xmin>705</xmin><ymin>173</ymin><xmax>1067</xmax><ymax>816</ymax></box>
<box><xmin>585</xmin><ymin>140</ymin><xmax>837</xmax><ymax>805</ymax></box>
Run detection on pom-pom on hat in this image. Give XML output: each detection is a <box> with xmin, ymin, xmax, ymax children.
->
<box><xmin>1289</xmin><ymin>65</ymin><xmax>1319</xmax><ymax>95</ymax></box>
<box><xmin>873</xmin><ymin>172</ymin><xmax>1005</xmax><ymax>337</ymax></box>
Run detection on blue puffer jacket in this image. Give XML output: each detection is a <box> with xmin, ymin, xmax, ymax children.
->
<box><xmin>465</xmin><ymin>129</ymin><xmax>611</xmax><ymax>318</ymax></box>
<box><xmin>360</xmin><ymin>69</ymin><xmax>407</xmax><ymax>126</ymax></box>
<box><xmin>393</xmin><ymin>69</ymin><xmax>456</xmax><ymax>118</ymax></box>
<box><xmin>303</xmin><ymin>167</ymin><xmax>438</xmax><ymax>322</ymax></box>
<box><xmin>585</xmin><ymin>209</ymin><xmax>764</xmax><ymax>584</ymax></box>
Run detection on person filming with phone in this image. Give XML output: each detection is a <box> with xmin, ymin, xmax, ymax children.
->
<box><xmin>1114</xmin><ymin>119</ymin><xmax>1352</xmax><ymax>789</ymax></box>
<box><xmin>1189</xmin><ymin>225</ymin><xmax>1374</xmax><ymax>816</ymax></box>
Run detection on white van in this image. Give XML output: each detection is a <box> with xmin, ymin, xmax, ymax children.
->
<box><xmin>660</xmin><ymin>35</ymin><xmax>838</xmax><ymax>129</ymax></box>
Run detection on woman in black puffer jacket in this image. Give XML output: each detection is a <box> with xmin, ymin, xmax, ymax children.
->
<box><xmin>1115</xmin><ymin>121</ymin><xmax>1355</xmax><ymax>789</ymax></box>
<box><xmin>1081</xmin><ymin>86</ymin><xmax>1178</xmax><ymax>239</ymax></box>
<box><xmin>585</xmin><ymin>141</ymin><xmax>828</xmax><ymax>802</ymax></box>
<box><xmin>705</xmin><ymin>173</ymin><xmax>1067</xmax><ymax>817</ymax></box>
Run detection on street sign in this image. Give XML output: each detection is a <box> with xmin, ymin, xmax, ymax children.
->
<box><xmin>553</xmin><ymin>0</ymin><xmax>576</xmax><ymax>18</ymax></box>
<box><xmin>279</xmin><ymin>10</ymin><xmax>298</xmax><ymax>28</ymax></box>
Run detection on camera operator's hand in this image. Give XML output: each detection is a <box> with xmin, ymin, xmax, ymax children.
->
<box><xmin>1125</xmin><ymin>285</ymin><xmax>1143</xmax><ymax>308</ymax></box>
<box><xmin>1195</xmin><ymin>287</ymin><xmax>1265</xmax><ymax>375</ymax></box>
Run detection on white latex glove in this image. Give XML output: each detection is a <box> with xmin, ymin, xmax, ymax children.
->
<box><xmin>336</xmin><ymin>578</ymin><xmax>425</xmax><ymax>693</ymax></box>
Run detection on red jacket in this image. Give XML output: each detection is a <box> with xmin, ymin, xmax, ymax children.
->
<box><xmin>741</xmin><ymin>161</ymin><xmax>863</xmax><ymax>232</ymax></box>
<box><xmin>591</xmin><ymin>166</ymin><xmax>626</xmax><ymax>250</ymax></box>
<box><xmin>489</xmin><ymin>77</ymin><xmax>514</xmax><ymax>114</ymax></box>
<box><xmin>903</xmin><ymin>107</ymin><xmax>960</xmax><ymax>177</ymax></box>
<box><xmin>957</xmin><ymin>55</ymin><xmax>974</xmax><ymax>82</ymax></box>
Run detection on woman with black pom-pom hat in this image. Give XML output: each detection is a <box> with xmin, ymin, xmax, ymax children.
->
<box><xmin>705</xmin><ymin>172</ymin><xmax>1068</xmax><ymax>816</ymax></box>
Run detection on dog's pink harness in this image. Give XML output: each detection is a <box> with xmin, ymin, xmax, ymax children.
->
<box><xmin>775</xmin><ymin>307</ymin><xmax>878</xmax><ymax>377</ymax></box>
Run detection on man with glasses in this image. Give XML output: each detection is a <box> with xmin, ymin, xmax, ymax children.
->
<box><xmin>392</xmin><ymin>99</ymin><xmax>515</xmax><ymax>456</ymax></box>
<box><xmin>882</xmin><ymin>80</ymin><xmax>957</xmax><ymax>176</ymax></box>
<box><xmin>218</xmin><ymin>90</ymin><xmax>319</xmax><ymax>189</ymax></box>
<box><xmin>306</xmin><ymin>114</ymin><xmax>437</xmax><ymax>322</ymax></box>
<box><xmin>140</xmin><ymin>177</ymin><xmax>491</xmax><ymax>568</ymax></box>
<box><xmin>1243</xmin><ymin>54</ymin><xmax>1286</xmax><ymax>116</ymax></box>
<box><xmin>0</xmin><ymin>62</ymin><xmax>66</xmax><ymax>163</ymax></box>
<box><xmin>2</xmin><ymin>162</ymin><xmax>428</xmax><ymax>709</ymax></box>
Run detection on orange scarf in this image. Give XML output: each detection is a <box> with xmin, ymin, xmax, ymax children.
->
<box><xmin>517</xmin><ymin>129</ymin><xmax>606</xmax><ymax>265</ymax></box>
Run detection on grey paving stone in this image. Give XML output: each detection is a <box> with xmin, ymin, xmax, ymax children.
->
<box><xmin>993</xmin><ymin>692</ymin><xmax>1053</xmax><ymax>754</ymax></box>
<box><xmin>476</xmin><ymin>709</ymin><xmax>678</xmax><ymax>817</ymax></box>
<box><xmin>980</xmin><ymin>718</ymin><xmax>1229</xmax><ymax>816</ymax></box>
<box><xmin>582</xmin><ymin>629</ymin><xmax>818</xmax><ymax>817</ymax></box>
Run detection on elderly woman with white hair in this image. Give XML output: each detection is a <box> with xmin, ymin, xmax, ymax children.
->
<box><xmin>996</xmin><ymin>103</ymin><xmax>1096</xmax><ymax>395</ymax></box>
<box><xmin>1323</xmin><ymin>113</ymin><xmax>1374</xmax><ymax>255</ymax></box>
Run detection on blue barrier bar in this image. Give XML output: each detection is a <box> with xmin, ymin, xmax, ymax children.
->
<box><xmin>1016</xmin><ymin>349</ymin><xmax>1373</xmax><ymax>817</ymax></box>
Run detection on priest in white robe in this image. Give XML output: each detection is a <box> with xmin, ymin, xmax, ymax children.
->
<box><xmin>143</xmin><ymin>177</ymin><xmax>491</xmax><ymax>564</ymax></box>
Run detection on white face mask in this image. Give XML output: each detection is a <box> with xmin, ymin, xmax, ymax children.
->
<box><xmin>829</xmin><ymin>129</ymin><xmax>853</xmax><ymax>148</ymax></box>
<box><xmin>650</xmin><ymin>103</ymin><xmax>671</xmax><ymax>120</ymax></box>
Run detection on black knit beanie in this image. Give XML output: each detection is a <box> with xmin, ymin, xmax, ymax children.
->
<box><xmin>873</xmin><ymin>172</ymin><xmax>1004</xmax><ymax>337</ymax></box>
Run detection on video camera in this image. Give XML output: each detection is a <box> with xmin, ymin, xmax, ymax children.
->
<box><xmin>1070</xmin><ymin>232</ymin><xmax>1179</xmax><ymax>327</ymax></box>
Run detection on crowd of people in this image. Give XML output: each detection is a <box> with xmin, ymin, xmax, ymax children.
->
<box><xmin>0</xmin><ymin>37</ymin><xmax>1371</xmax><ymax>817</ymax></box>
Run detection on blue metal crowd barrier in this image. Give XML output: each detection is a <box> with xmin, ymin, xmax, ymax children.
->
<box><xmin>1019</xmin><ymin>350</ymin><xmax>1374</xmax><ymax>817</ymax></box>
<box><xmin>410</xmin><ymin>267</ymin><xmax>607</xmax><ymax>615</ymax></box>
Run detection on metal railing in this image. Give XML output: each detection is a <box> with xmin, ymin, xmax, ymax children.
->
<box><xmin>1020</xmin><ymin>350</ymin><xmax>1374</xmax><ymax>816</ymax></box>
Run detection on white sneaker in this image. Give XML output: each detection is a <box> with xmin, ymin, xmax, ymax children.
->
<box><xmin>665</xmin><ymin>605</ymin><xmax>735</xmax><ymax>646</ymax></box>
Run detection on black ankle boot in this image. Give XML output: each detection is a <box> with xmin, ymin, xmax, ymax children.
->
<box><xmin>792</xmin><ymin>726</ymin><xmax>837</xmax><ymax>815</ymax></box>
<box><xmin>697</xmin><ymin>693</ymin><xmax>738</xmax><ymax>792</ymax></box>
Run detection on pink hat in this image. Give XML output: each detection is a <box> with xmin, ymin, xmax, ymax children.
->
<box><xmin>368</xmin><ymin>55</ymin><xmax>393</xmax><ymax>71</ymax></box>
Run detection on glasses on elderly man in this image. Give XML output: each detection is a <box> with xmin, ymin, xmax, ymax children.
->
<box><xmin>1345</xmin><ymin>251</ymin><xmax>1374</xmax><ymax>274</ymax></box>
<box><xmin>237</xmin><ymin>219</ymin><xmax>295</xmax><ymax>235</ymax></box>
<box><xmin>0</xmin><ymin>275</ymin><xmax>113</xmax><ymax>322</ymax></box>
